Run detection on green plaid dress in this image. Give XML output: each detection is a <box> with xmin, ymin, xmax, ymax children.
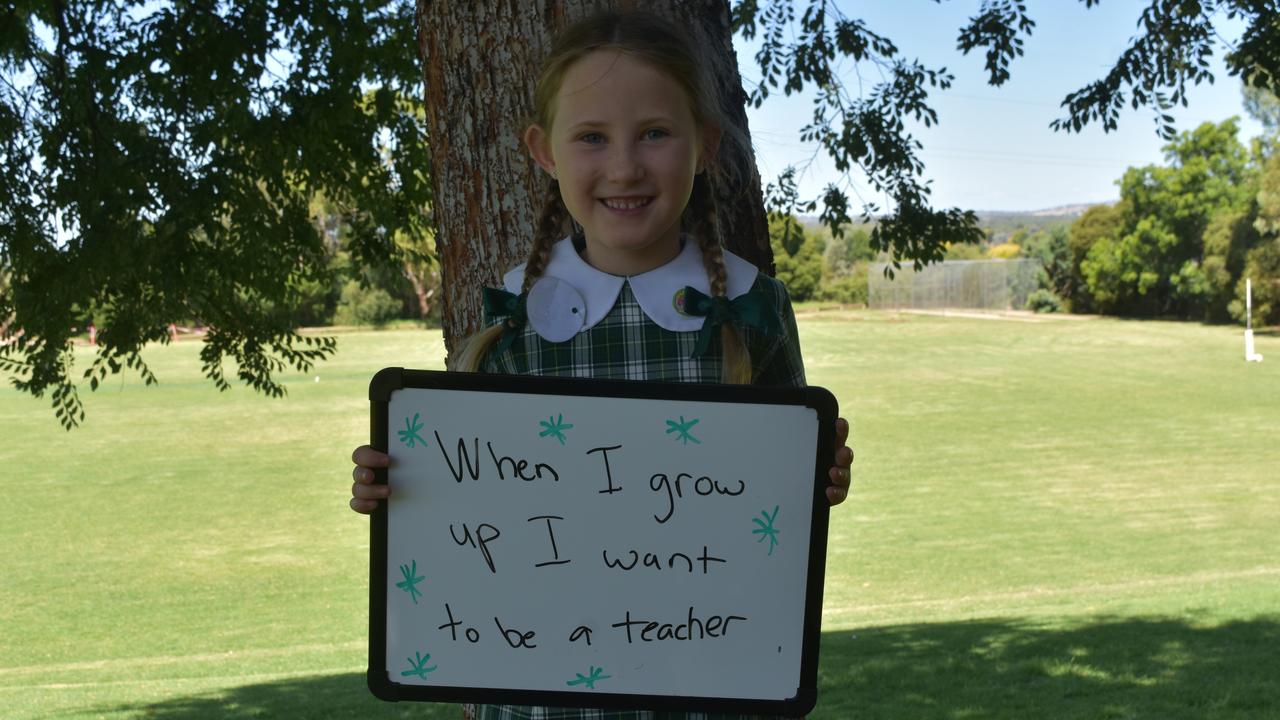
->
<box><xmin>481</xmin><ymin>275</ymin><xmax>805</xmax><ymax>389</ymax></box>
<box><xmin>471</xmin><ymin>273</ymin><xmax>806</xmax><ymax>720</ymax></box>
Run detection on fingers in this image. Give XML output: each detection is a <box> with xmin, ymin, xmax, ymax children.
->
<box><xmin>351</xmin><ymin>445</ymin><xmax>392</xmax><ymax>515</ymax></box>
<box><xmin>835</xmin><ymin>444</ymin><xmax>854</xmax><ymax>469</ymax></box>
<box><xmin>827</xmin><ymin>417</ymin><xmax>853</xmax><ymax>508</ymax></box>
<box><xmin>352</xmin><ymin>445</ymin><xmax>390</xmax><ymax>469</ymax></box>
<box><xmin>826</xmin><ymin>485</ymin><xmax>848</xmax><ymax>507</ymax></box>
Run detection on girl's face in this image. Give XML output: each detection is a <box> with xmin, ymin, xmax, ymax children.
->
<box><xmin>525</xmin><ymin>51</ymin><xmax>716</xmax><ymax>276</ymax></box>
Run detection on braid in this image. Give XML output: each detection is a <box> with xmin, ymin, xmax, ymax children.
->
<box><xmin>690</xmin><ymin>174</ymin><xmax>752</xmax><ymax>384</ymax></box>
<box><xmin>522</xmin><ymin>179</ymin><xmax>569</xmax><ymax>292</ymax></box>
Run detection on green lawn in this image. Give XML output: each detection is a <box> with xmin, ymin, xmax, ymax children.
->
<box><xmin>2</xmin><ymin>312</ymin><xmax>1277</xmax><ymax>719</ymax></box>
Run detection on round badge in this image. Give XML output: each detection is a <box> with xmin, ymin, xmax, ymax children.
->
<box><xmin>672</xmin><ymin>287</ymin><xmax>689</xmax><ymax>316</ymax></box>
<box><xmin>527</xmin><ymin>276</ymin><xmax>586</xmax><ymax>342</ymax></box>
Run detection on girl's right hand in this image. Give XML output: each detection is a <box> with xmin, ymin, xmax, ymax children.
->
<box><xmin>350</xmin><ymin>445</ymin><xmax>391</xmax><ymax>514</ymax></box>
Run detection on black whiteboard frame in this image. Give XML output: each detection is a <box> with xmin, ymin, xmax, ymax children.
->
<box><xmin>367</xmin><ymin>367</ymin><xmax>836</xmax><ymax>716</ymax></box>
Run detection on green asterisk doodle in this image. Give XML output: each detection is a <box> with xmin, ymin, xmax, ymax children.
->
<box><xmin>538</xmin><ymin>413</ymin><xmax>574</xmax><ymax>445</ymax></box>
<box><xmin>396</xmin><ymin>559</ymin><xmax>425</xmax><ymax>604</ymax></box>
<box><xmin>566</xmin><ymin>665</ymin><xmax>611</xmax><ymax>689</ymax></box>
<box><xmin>752</xmin><ymin>505</ymin><xmax>781</xmax><ymax>556</ymax></box>
<box><xmin>665</xmin><ymin>416</ymin><xmax>701</xmax><ymax>445</ymax></box>
<box><xmin>398</xmin><ymin>413</ymin><xmax>428</xmax><ymax>448</ymax></box>
<box><xmin>400</xmin><ymin>650</ymin><xmax>437</xmax><ymax>680</ymax></box>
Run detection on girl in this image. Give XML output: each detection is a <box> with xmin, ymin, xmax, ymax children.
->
<box><xmin>351</xmin><ymin>11</ymin><xmax>853</xmax><ymax>720</ymax></box>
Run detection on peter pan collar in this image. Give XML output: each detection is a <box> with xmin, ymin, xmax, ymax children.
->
<box><xmin>502</xmin><ymin>236</ymin><xmax>759</xmax><ymax>340</ymax></box>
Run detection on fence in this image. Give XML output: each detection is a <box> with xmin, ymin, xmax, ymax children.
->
<box><xmin>867</xmin><ymin>259</ymin><xmax>1042</xmax><ymax>311</ymax></box>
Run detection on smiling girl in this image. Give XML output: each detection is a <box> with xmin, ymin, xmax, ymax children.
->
<box><xmin>351</xmin><ymin>11</ymin><xmax>853</xmax><ymax>720</ymax></box>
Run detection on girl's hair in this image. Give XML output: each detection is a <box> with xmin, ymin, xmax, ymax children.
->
<box><xmin>453</xmin><ymin>11</ymin><xmax>752</xmax><ymax>383</ymax></box>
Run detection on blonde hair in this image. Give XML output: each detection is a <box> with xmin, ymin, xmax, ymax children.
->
<box><xmin>454</xmin><ymin>11</ymin><xmax>752</xmax><ymax>383</ymax></box>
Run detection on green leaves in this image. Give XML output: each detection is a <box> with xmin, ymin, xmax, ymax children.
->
<box><xmin>0</xmin><ymin>1</ymin><xmax>428</xmax><ymax>428</ymax></box>
<box><xmin>733</xmin><ymin>0</ymin><xmax>982</xmax><ymax>268</ymax></box>
<box><xmin>730</xmin><ymin>0</ymin><xmax>1277</xmax><ymax>280</ymax></box>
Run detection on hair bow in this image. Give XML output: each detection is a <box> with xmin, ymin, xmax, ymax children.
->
<box><xmin>482</xmin><ymin>287</ymin><xmax>528</xmax><ymax>355</ymax></box>
<box><xmin>680</xmin><ymin>285</ymin><xmax>783</xmax><ymax>358</ymax></box>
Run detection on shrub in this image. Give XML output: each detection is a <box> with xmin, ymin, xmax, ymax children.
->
<box><xmin>816</xmin><ymin>266</ymin><xmax>869</xmax><ymax>305</ymax></box>
<box><xmin>1026</xmin><ymin>288</ymin><xmax>1063</xmax><ymax>314</ymax></box>
<box><xmin>334</xmin><ymin>280</ymin><xmax>401</xmax><ymax>327</ymax></box>
<box><xmin>986</xmin><ymin>242</ymin><xmax>1022</xmax><ymax>259</ymax></box>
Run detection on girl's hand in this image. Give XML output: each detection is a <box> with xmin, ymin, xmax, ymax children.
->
<box><xmin>350</xmin><ymin>445</ymin><xmax>391</xmax><ymax>514</ymax></box>
<box><xmin>827</xmin><ymin>417</ymin><xmax>854</xmax><ymax>507</ymax></box>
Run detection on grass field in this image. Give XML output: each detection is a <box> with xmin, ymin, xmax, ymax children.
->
<box><xmin>3</xmin><ymin>310</ymin><xmax>1278</xmax><ymax>719</ymax></box>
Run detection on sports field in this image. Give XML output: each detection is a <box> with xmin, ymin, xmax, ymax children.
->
<box><xmin>3</xmin><ymin>310</ymin><xmax>1278</xmax><ymax>719</ymax></box>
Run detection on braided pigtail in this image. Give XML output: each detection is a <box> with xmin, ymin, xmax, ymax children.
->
<box><xmin>522</xmin><ymin>180</ymin><xmax>569</xmax><ymax>292</ymax></box>
<box><xmin>451</xmin><ymin>180</ymin><xmax>569</xmax><ymax>372</ymax></box>
<box><xmin>689</xmin><ymin>174</ymin><xmax>752</xmax><ymax>384</ymax></box>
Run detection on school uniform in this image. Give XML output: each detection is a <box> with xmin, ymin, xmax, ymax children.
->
<box><xmin>481</xmin><ymin>235</ymin><xmax>805</xmax><ymax>388</ymax></box>
<box><xmin>469</xmin><ymin>236</ymin><xmax>806</xmax><ymax>720</ymax></box>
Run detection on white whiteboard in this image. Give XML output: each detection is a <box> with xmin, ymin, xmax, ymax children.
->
<box><xmin>367</xmin><ymin>369</ymin><xmax>834</xmax><ymax>715</ymax></box>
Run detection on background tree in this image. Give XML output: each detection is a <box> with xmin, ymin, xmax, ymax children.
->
<box><xmin>0</xmin><ymin>0</ymin><xmax>429</xmax><ymax>427</ymax></box>
<box><xmin>5</xmin><ymin>0</ymin><xmax>1279</xmax><ymax>426</ymax></box>
<box><xmin>1238</xmin><ymin>151</ymin><xmax>1280</xmax><ymax>324</ymax></box>
<box><xmin>1080</xmin><ymin>119</ymin><xmax>1256</xmax><ymax>318</ymax></box>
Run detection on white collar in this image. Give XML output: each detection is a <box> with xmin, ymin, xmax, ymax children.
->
<box><xmin>502</xmin><ymin>236</ymin><xmax>759</xmax><ymax>340</ymax></box>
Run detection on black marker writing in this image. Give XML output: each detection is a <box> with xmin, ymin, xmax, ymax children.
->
<box><xmin>494</xmin><ymin>617</ymin><xmax>538</xmax><ymax>649</ymax></box>
<box><xmin>449</xmin><ymin>522</ymin><xmax>501</xmax><ymax>573</ymax></box>
<box><xmin>650</xmin><ymin>472</ymin><xmax>746</xmax><ymax>524</ymax></box>
<box><xmin>610</xmin><ymin>607</ymin><xmax>747</xmax><ymax>643</ymax></box>
<box><xmin>569</xmin><ymin>625</ymin><xmax>594</xmax><ymax>645</ymax></box>
<box><xmin>601</xmin><ymin>545</ymin><xmax>726</xmax><ymax>574</ymax></box>
<box><xmin>528</xmin><ymin>515</ymin><xmax>570</xmax><ymax>567</ymax></box>
<box><xmin>587</xmin><ymin>444</ymin><xmax>624</xmax><ymax>495</ymax></box>
<box><xmin>488</xmin><ymin>443</ymin><xmax>560</xmax><ymax>482</ymax></box>
<box><xmin>438</xmin><ymin>602</ymin><xmax>481</xmax><ymax>643</ymax></box>
<box><xmin>435</xmin><ymin>431</ymin><xmax>481</xmax><ymax>482</ymax></box>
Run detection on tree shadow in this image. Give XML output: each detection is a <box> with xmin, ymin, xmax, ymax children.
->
<box><xmin>98</xmin><ymin>672</ymin><xmax>460</xmax><ymax>719</ymax></box>
<box><xmin>100</xmin><ymin>616</ymin><xmax>1279</xmax><ymax>719</ymax></box>
<box><xmin>815</xmin><ymin>615</ymin><xmax>1280</xmax><ymax>719</ymax></box>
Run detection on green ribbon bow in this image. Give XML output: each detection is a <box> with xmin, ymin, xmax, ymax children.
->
<box><xmin>680</xmin><ymin>285</ymin><xmax>783</xmax><ymax>357</ymax></box>
<box><xmin>482</xmin><ymin>287</ymin><xmax>528</xmax><ymax>355</ymax></box>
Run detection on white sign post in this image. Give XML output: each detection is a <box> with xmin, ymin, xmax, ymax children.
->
<box><xmin>1246</xmin><ymin>278</ymin><xmax>1264</xmax><ymax>363</ymax></box>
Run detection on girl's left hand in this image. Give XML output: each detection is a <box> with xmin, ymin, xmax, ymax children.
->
<box><xmin>827</xmin><ymin>417</ymin><xmax>854</xmax><ymax>507</ymax></box>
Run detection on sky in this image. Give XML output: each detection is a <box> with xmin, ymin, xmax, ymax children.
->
<box><xmin>734</xmin><ymin>1</ymin><xmax>1265</xmax><ymax>213</ymax></box>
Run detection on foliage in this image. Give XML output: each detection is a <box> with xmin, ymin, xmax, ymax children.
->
<box><xmin>1021</xmin><ymin>226</ymin><xmax>1074</xmax><ymax>309</ymax></box>
<box><xmin>732</xmin><ymin>0</ymin><xmax>1279</xmax><ymax>273</ymax></box>
<box><xmin>333</xmin><ymin>280</ymin><xmax>400</xmax><ymax>327</ymax></box>
<box><xmin>769</xmin><ymin>214</ymin><xmax>825</xmax><ymax>301</ymax></box>
<box><xmin>815</xmin><ymin>269</ymin><xmax>868</xmax><ymax>306</ymax></box>
<box><xmin>1065</xmin><ymin>204</ymin><xmax>1122</xmax><ymax>313</ymax></box>
<box><xmin>986</xmin><ymin>242</ymin><xmax>1021</xmax><ymax>259</ymax></box>
<box><xmin>1024</xmin><ymin>288</ymin><xmax>1062</xmax><ymax>313</ymax></box>
<box><xmin>944</xmin><ymin>242</ymin><xmax>987</xmax><ymax>261</ymax></box>
<box><xmin>1080</xmin><ymin>120</ymin><xmax>1259</xmax><ymax>318</ymax></box>
<box><xmin>1236</xmin><ymin>152</ymin><xmax>1280</xmax><ymax>325</ymax></box>
<box><xmin>0</xmin><ymin>1</ymin><xmax>429</xmax><ymax>427</ymax></box>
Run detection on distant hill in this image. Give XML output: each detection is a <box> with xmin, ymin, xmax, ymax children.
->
<box><xmin>796</xmin><ymin>201</ymin><xmax>1115</xmax><ymax>243</ymax></box>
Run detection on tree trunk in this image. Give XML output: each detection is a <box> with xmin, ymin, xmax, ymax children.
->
<box><xmin>417</xmin><ymin>0</ymin><xmax>772</xmax><ymax>356</ymax></box>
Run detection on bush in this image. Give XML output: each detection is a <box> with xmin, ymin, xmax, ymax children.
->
<box><xmin>1025</xmin><ymin>288</ymin><xmax>1063</xmax><ymax>314</ymax></box>
<box><xmin>816</xmin><ymin>266</ymin><xmax>869</xmax><ymax>305</ymax></box>
<box><xmin>986</xmin><ymin>242</ymin><xmax>1022</xmax><ymax>259</ymax></box>
<box><xmin>334</xmin><ymin>280</ymin><xmax>401</xmax><ymax>327</ymax></box>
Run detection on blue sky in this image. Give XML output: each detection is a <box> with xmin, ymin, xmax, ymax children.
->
<box><xmin>734</xmin><ymin>1</ymin><xmax>1265</xmax><ymax>213</ymax></box>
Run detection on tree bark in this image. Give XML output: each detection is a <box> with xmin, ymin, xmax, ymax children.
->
<box><xmin>417</xmin><ymin>0</ymin><xmax>771</xmax><ymax>355</ymax></box>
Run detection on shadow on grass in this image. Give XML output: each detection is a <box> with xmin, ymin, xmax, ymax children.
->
<box><xmin>102</xmin><ymin>617</ymin><xmax>1279</xmax><ymax>719</ymax></box>
<box><xmin>816</xmin><ymin>616</ymin><xmax>1280</xmax><ymax>720</ymax></box>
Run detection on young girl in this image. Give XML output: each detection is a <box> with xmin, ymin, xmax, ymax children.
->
<box><xmin>351</xmin><ymin>11</ymin><xmax>853</xmax><ymax>720</ymax></box>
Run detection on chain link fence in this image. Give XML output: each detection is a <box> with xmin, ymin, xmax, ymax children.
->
<box><xmin>867</xmin><ymin>259</ymin><xmax>1042</xmax><ymax>311</ymax></box>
